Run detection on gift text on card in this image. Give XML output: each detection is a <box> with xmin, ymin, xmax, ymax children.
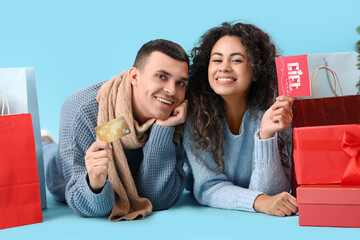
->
<box><xmin>275</xmin><ymin>55</ymin><xmax>311</xmax><ymax>97</ymax></box>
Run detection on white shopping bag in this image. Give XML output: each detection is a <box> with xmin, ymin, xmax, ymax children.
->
<box><xmin>0</xmin><ymin>67</ymin><xmax>47</xmax><ymax>209</ymax></box>
<box><xmin>307</xmin><ymin>52</ymin><xmax>360</xmax><ymax>97</ymax></box>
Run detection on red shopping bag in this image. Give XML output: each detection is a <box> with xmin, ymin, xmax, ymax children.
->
<box><xmin>292</xmin><ymin>66</ymin><xmax>360</xmax><ymax>128</ymax></box>
<box><xmin>0</xmin><ymin>113</ymin><xmax>43</xmax><ymax>229</ymax></box>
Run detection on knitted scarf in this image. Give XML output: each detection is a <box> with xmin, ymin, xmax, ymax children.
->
<box><xmin>96</xmin><ymin>70</ymin><xmax>154</xmax><ymax>221</ymax></box>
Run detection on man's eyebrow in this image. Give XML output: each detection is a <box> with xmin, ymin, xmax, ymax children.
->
<box><xmin>157</xmin><ymin>70</ymin><xmax>189</xmax><ymax>82</ymax></box>
<box><xmin>179</xmin><ymin>77</ymin><xmax>189</xmax><ymax>82</ymax></box>
<box><xmin>157</xmin><ymin>70</ymin><xmax>172</xmax><ymax>77</ymax></box>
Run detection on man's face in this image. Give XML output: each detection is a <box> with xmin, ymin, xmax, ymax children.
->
<box><xmin>130</xmin><ymin>51</ymin><xmax>189</xmax><ymax>123</ymax></box>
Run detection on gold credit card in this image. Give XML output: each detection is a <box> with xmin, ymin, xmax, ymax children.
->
<box><xmin>95</xmin><ymin>116</ymin><xmax>130</xmax><ymax>143</ymax></box>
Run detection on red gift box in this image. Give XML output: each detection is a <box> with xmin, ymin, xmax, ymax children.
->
<box><xmin>293</xmin><ymin>124</ymin><xmax>360</xmax><ymax>185</ymax></box>
<box><xmin>297</xmin><ymin>185</ymin><xmax>360</xmax><ymax>227</ymax></box>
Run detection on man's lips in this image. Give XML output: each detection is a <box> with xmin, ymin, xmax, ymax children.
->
<box><xmin>155</xmin><ymin>96</ymin><xmax>174</xmax><ymax>106</ymax></box>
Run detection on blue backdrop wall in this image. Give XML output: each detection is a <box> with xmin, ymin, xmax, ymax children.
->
<box><xmin>1</xmin><ymin>0</ymin><xmax>359</xmax><ymax>139</ymax></box>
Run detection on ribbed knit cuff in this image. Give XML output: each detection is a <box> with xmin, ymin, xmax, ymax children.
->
<box><xmin>254</xmin><ymin>130</ymin><xmax>279</xmax><ymax>164</ymax></box>
<box><xmin>236</xmin><ymin>190</ymin><xmax>263</xmax><ymax>212</ymax></box>
<box><xmin>147</xmin><ymin>124</ymin><xmax>175</xmax><ymax>147</ymax></box>
<box><xmin>84</xmin><ymin>174</ymin><xmax>114</xmax><ymax>204</ymax></box>
<box><xmin>249</xmin><ymin>192</ymin><xmax>264</xmax><ymax>212</ymax></box>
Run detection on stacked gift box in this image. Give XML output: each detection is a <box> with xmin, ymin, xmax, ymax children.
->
<box><xmin>293</xmin><ymin>124</ymin><xmax>360</xmax><ymax>227</ymax></box>
<box><xmin>275</xmin><ymin>53</ymin><xmax>360</xmax><ymax>228</ymax></box>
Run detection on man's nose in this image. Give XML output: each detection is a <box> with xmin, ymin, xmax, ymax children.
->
<box><xmin>163</xmin><ymin>81</ymin><xmax>176</xmax><ymax>96</ymax></box>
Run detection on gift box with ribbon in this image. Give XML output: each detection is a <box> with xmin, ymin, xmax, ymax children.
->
<box><xmin>293</xmin><ymin>124</ymin><xmax>360</xmax><ymax>185</ymax></box>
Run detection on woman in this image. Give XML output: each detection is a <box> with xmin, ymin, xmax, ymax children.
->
<box><xmin>184</xmin><ymin>22</ymin><xmax>297</xmax><ymax>217</ymax></box>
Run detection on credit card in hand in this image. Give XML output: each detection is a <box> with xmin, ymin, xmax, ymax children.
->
<box><xmin>95</xmin><ymin>116</ymin><xmax>130</xmax><ymax>143</ymax></box>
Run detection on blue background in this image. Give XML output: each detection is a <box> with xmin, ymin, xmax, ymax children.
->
<box><xmin>2</xmin><ymin>190</ymin><xmax>360</xmax><ymax>239</ymax></box>
<box><xmin>1</xmin><ymin>0</ymin><xmax>359</xmax><ymax>139</ymax></box>
<box><xmin>1</xmin><ymin>1</ymin><xmax>360</xmax><ymax>239</ymax></box>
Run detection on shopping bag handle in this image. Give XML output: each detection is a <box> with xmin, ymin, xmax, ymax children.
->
<box><xmin>0</xmin><ymin>89</ymin><xmax>10</xmax><ymax>115</ymax></box>
<box><xmin>310</xmin><ymin>66</ymin><xmax>343</xmax><ymax>98</ymax></box>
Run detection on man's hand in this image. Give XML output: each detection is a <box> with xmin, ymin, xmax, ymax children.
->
<box><xmin>85</xmin><ymin>140</ymin><xmax>112</xmax><ymax>193</ymax></box>
<box><xmin>260</xmin><ymin>96</ymin><xmax>293</xmax><ymax>139</ymax></box>
<box><xmin>156</xmin><ymin>100</ymin><xmax>188</xmax><ymax>127</ymax></box>
<box><xmin>254</xmin><ymin>192</ymin><xmax>298</xmax><ymax>217</ymax></box>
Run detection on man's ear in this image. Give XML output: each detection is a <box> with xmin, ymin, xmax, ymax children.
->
<box><xmin>128</xmin><ymin>67</ymin><xmax>140</xmax><ymax>86</ymax></box>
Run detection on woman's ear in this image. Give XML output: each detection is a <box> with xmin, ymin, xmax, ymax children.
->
<box><xmin>128</xmin><ymin>67</ymin><xmax>139</xmax><ymax>86</ymax></box>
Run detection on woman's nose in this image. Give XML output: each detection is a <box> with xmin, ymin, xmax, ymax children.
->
<box><xmin>219</xmin><ymin>60</ymin><xmax>231</xmax><ymax>72</ymax></box>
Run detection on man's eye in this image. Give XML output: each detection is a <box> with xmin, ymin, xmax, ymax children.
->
<box><xmin>177</xmin><ymin>81</ymin><xmax>186</xmax><ymax>87</ymax></box>
<box><xmin>158</xmin><ymin>74</ymin><xmax>166</xmax><ymax>79</ymax></box>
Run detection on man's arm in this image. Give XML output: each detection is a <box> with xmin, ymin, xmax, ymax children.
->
<box><xmin>134</xmin><ymin>100</ymin><xmax>188</xmax><ymax>210</ymax></box>
<box><xmin>134</xmin><ymin>124</ymin><xmax>186</xmax><ymax>210</ymax></box>
<box><xmin>58</xmin><ymin>95</ymin><xmax>115</xmax><ymax>217</ymax></box>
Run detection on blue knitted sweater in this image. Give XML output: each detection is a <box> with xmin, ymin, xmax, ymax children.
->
<box><xmin>45</xmin><ymin>81</ymin><xmax>186</xmax><ymax>217</ymax></box>
<box><xmin>183</xmin><ymin>107</ymin><xmax>292</xmax><ymax>212</ymax></box>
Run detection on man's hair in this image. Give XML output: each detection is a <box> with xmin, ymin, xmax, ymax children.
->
<box><xmin>133</xmin><ymin>39</ymin><xmax>189</xmax><ymax>70</ymax></box>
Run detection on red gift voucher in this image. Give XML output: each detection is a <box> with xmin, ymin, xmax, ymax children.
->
<box><xmin>275</xmin><ymin>55</ymin><xmax>311</xmax><ymax>97</ymax></box>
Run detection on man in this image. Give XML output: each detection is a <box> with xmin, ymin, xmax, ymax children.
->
<box><xmin>42</xmin><ymin>39</ymin><xmax>189</xmax><ymax>220</ymax></box>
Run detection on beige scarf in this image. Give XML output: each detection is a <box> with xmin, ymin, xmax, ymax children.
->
<box><xmin>96</xmin><ymin>70</ymin><xmax>155</xmax><ymax>221</ymax></box>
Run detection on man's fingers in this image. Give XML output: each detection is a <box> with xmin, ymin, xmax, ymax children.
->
<box><xmin>174</xmin><ymin>100</ymin><xmax>187</xmax><ymax>115</ymax></box>
<box><xmin>88</xmin><ymin>140</ymin><xmax>112</xmax><ymax>152</ymax></box>
<box><xmin>86</xmin><ymin>158</ymin><xmax>110</xmax><ymax>170</ymax></box>
<box><xmin>92</xmin><ymin>158</ymin><xmax>110</xmax><ymax>167</ymax></box>
<box><xmin>87</xmin><ymin>150</ymin><xmax>109</xmax><ymax>160</ymax></box>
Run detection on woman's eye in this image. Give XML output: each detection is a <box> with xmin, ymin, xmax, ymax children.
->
<box><xmin>212</xmin><ymin>59</ymin><xmax>222</xmax><ymax>62</ymax></box>
<box><xmin>233</xmin><ymin>59</ymin><xmax>243</xmax><ymax>63</ymax></box>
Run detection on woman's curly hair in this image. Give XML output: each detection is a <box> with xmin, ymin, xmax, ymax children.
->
<box><xmin>187</xmin><ymin>21</ymin><xmax>289</xmax><ymax>174</ymax></box>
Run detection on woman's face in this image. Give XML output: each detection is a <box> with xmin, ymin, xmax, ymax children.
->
<box><xmin>208</xmin><ymin>35</ymin><xmax>253</xmax><ymax>101</ymax></box>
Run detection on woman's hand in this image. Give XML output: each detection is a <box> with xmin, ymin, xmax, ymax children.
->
<box><xmin>253</xmin><ymin>192</ymin><xmax>298</xmax><ymax>217</ymax></box>
<box><xmin>260</xmin><ymin>96</ymin><xmax>293</xmax><ymax>139</ymax></box>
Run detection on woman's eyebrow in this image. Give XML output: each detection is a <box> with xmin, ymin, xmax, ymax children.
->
<box><xmin>211</xmin><ymin>52</ymin><xmax>246</xmax><ymax>58</ymax></box>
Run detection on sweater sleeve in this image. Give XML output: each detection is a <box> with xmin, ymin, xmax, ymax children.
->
<box><xmin>183</xmin><ymin>131</ymin><xmax>263</xmax><ymax>212</ymax></box>
<box><xmin>134</xmin><ymin>124</ymin><xmax>186</xmax><ymax>211</ymax></box>
<box><xmin>183</xmin><ymin>110</ymin><xmax>293</xmax><ymax>213</ymax></box>
<box><xmin>248</xmin><ymin>128</ymin><xmax>292</xmax><ymax>195</ymax></box>
<box><xmin>185</xmin><ymin>155</ymin><xmax>263</xmax><ymax>212</ymax></box>
<box><xmin>59</xmin><ymin>95</ymin><xmax>114</xmax><ymax>217</ymax></box>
